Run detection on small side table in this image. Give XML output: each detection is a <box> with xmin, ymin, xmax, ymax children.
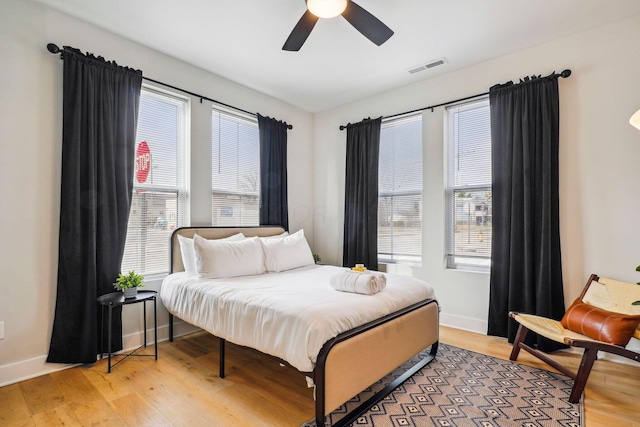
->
<box><xmin>98</xmin><ymin>290</ymin><xmax>158</xmax><ymax>373</ymax></box>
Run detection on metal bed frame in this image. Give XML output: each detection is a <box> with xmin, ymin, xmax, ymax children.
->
<box><xmin>165</xmin><ymin>226</ymin><xmax>439</xmax><ymax>426</ymax></box>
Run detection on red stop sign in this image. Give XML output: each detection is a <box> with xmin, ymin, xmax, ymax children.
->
<box><xmin>136</xmin><ymin>141</ymin><xmax>151</xmax><ymax>184</ymax></box>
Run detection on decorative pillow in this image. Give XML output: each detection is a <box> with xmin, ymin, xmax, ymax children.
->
<box><xmin>178</xmin><ymin>233</ymin><xmax>244</xmax><ymax>275</ymax></box>
<box><xmin>193</xmin><ymin>235</ymin><xmax>266</xmax><ymax>279</ymax></box>
<box><xmin>260</xmin><ymin>231</ymin><xmax>290</xmax><ymax>239</ymax></box>
<box><xmin>560</xmin><ymin>298</ymin><xmax>640</xmax><ymax>346</ymax></box>
<box><xmin>260</xmin><ymin>229</ymin><xmax>314</xmax><ymax>273</ymax></box>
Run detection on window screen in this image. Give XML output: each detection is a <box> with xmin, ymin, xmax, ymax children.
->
<box><xmin>211</xmin><ymin>108</ymin><xmax>260</xmax><ymax>226</ymax></box>
<box><xmin>378</xmin><ymin>113</ymin><xmax>423</xmax><ymax>264</ymax></box>
<box><xmin>121</xmin><ymin>87</ymin><xmax>189</xmax><ymax>276</ymax></box>
<box><xmin>445</xmin><ymin>98</ymin><xmax>492</xmax><ymax>270</ymax></box>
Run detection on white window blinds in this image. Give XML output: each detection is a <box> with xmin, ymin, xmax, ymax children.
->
<box><xmin>121</xmin><ymin>87</ymin><xmax>189</xmax><ymax>276</ymax></box>
<box><xmin>445</xmin><ymin>98</ymin><xmax>492</xmax><ymax>270</ymax></box>
<box><xmin>378</xmin><ymin>113</ymin><xmax>423</xmax><ymax>264</ymax></box>
<box><xmin>211</xmin><ymin>108</ymin><xmax>260</xmax><ymax>226</ymax></box>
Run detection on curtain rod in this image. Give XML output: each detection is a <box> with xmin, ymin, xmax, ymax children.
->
<box><xmin>338</xmin><ymin>69</ymin><xmax>572</xmax><ymax>130</ymax></box>
<box><xmin>46</xmin><ymin>43</ymin><xmax>293</xmax><ymax>130</ymax></box>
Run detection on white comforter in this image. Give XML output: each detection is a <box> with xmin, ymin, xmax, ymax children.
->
<box><xmin>160</xmin><ymin>265</ymin><xmax>436</xmax><ymax>372</ymax></box>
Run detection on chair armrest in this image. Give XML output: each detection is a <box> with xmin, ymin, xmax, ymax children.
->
<box><xmin>566</xmin><ymin>338</ymin><xmax>640</xmax><ymax>363</ymax></box>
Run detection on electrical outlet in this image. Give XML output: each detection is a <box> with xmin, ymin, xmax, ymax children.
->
<box><xmin>0</xmin><ymin>321</ymin><xmax>4</xmax><ymax>339</ymax></box>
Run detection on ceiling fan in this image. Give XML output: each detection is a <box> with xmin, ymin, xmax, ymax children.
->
<box><xmin>282</xmin><ymin>0</ymin><xmax>394</xmax><ymax>51</ymax></box>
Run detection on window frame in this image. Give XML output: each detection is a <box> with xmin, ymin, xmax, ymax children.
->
<box><xmin>444</xmin><ymin>97</ymin><xmax>492</xmax><ymax>272</ymax></box>
<box><xmin>121</xmin><ymin>84</ymin><xmax>190</xmax><ymax>279</ymax></box>
<box><xmin>377</xmin><ymin>112</ymin><xmax>423</xmax><ymax>266</ymax></box>
<box><xmin>211</xmin><ymin>105</ymin><xmax>261</xmax><ymax>227</ymax></box>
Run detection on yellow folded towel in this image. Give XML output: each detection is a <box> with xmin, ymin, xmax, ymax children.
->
<box><xmin>330</xmin><ymin>270</ymin><xmax>387</xmax><ymax>295</ymax></box>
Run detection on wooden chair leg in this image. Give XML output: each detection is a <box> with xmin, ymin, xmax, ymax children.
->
<box><xmin>510</xmin><ymin>324</ymin><xmax>529</xmax><ymax>361</ymax></box>
<box><xmin>569</xmin><ymin>348</ymin><xmax>598</xmax><ymax>403</ymax></box>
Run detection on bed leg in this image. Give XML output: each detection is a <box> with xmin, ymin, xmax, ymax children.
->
<box><xmin>219</xmin><ymin>338</ymin><xmax>226</xmax><ymax>378</ymax></box>
<box><xmin>315</xmin><ymin>376</ymin><xmax>326</xmax><ymax>427</ymax></box>
<box><xmin>430</xmin><ymin>341</ymin><xmax>439</xmax><ymax>357</ymax></box>
<box><xmin>169</xmin><ymin>313</ymin><xmax>174</xmax><ymax>342</ymax></box>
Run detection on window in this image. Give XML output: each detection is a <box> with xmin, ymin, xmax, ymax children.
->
<box><xmin>121</xmin><ymin>87</ymin><xmax>189</xmax><ymax>276</ymax></box>
<box><xmin>378</xmin><ymin>113</ymin><xmax>423</xmax><ymax>264</ymax></box>
<box><xmin>211</xmin><ymin>108</ymin><xmax>260</xmax><ymax>226</ymax></box>
<box><xmin>445</xmin><ymin>98</ymin><xmax>491</xmax><ymax>271</ymax></box>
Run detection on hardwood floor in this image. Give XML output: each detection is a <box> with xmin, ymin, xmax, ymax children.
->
<box><xmin>1</xmin><ymin>326</ymin><xmax>639</xmax><ymax>426</ymax></box>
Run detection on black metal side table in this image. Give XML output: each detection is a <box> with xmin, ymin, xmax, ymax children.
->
<box><xmin>98</xmin><ymin>290</ymin><xmax>158</xmax><ymax>373</ymax></box>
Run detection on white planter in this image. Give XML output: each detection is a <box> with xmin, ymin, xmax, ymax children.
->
<box><xmin>123</xmin><ymin>287</ymin><xmax>138</xmax><ymax>298</ymax></box>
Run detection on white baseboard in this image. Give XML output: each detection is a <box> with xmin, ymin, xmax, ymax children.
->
<box><xmin>0</xmin><ymin>355</ymin><xmax>75</xmax><ymax>388</ymax></box>
<box><xmin>0</xmin><ymin>320</ymin><xmax>200</xmax><ymax>387</ymax></box>
<box><xmin>439</xmin><ymin>312</ymin><xmax>488</xmax><ymax>335</ymax></box>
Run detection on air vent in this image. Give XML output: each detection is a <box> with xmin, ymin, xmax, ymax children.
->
<box><xmin>425</xmin><ymin>58</ymin><xmax>446</xmax><ymax>69</ymax></box>
<box><xmin>407</xmin><ymin>58</ymin><xmax>447</xmax><ymax>75</ymax></box>
<box><xmin>408</xmin><ymin>65</ymin><xmax>427</xmax><ymax>74</ymax></box>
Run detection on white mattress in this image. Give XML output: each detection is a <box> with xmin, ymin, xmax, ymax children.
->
<box><xmin>160</xmin><ymin>265</ymin><xmax>437</xmax><ymax>372</ymax></box>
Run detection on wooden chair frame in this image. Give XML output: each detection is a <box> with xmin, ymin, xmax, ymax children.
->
<box><xmin>509</xmin><ymin>274</ymin><xmax>640</xmax><ymax>403</ymax></box>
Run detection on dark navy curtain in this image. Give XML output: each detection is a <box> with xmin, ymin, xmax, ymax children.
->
<box><xmin>343</xmin><ymin>117</ymin><xmax>381</xmax><ymax>271</ymax></box>
<box><xmin>258</xmin><ymin>114</ymin><xmax>289</xmax><ymax>230</ymax></box>
<box><xmin>487</xmin><ymin>73</ymin><xmax>565</xmax><ymax>350</ymax></box>
<box><xmin>48</xmin><ymin>47</ymin><xmax>142</xmax><ymax>363</ymax></box>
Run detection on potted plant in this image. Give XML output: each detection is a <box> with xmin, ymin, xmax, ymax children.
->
<box><xmin>114</xmin><ymin>271</ymin><xmax>144</xmax><ymax>298</ymax></box>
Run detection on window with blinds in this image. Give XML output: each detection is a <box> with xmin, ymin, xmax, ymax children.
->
<box><xmin>121</xmin><ymin>87</ymin><xmax>189</xmax><ymax>276</ymax></box>
<box><xmin>445</xmin><ymin>98</ymin><xmax>492</xmax><ymax>271</ymax></box>
<box><xmin>378</xmin><ymin>113</ymin><xmax>423</xmax><ymax>265</ymax></box>
<box><xmin>211</xmin><ymin>108</ymin><xmax>260</xmax><ymax>226</ymax></box>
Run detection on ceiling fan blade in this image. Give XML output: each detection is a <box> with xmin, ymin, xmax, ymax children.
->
<box><xmin>283</xmin><ymin>10</ymin><xmax>319</xmax><ymax>51</ymax></box>
<box><xmin>342</xmin><ymin>1</ymin><xmax>394</xmax><ymax>46</ymax></box>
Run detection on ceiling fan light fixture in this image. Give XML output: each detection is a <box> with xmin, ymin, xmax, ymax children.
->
<box><xmin>307</xmin><ymin>0</ymin><xmax>347</xmax><ymax>18</ymax></box>
<box><xmin>630</xmin><ymin>108</ymin><xmax>640</xmax><ymax>130</ymax></box>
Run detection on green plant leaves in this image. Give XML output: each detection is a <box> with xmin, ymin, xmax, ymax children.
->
<box><xmin>114</xmin><ymin>270</ymin><xmax>144</xmax><ymax>290</ymax></box>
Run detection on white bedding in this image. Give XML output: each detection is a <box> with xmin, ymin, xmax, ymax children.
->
<box><xmin>160</xmin><ymin>264</ymin><xmax>436</xmax><ymax>372</ymax></box>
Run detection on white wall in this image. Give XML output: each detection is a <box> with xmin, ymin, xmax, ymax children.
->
<box><xmin>0</xmin><ymin>0</ymin><xmax>313</xmax><ymax>385</ymax></box>
<box><xmin>313</xmin><ymin>15</ymin><xmax>640</xmax><ymax>333</ymax></box>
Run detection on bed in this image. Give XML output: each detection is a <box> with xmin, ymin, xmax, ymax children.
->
<box><xmin>161</xmin><ymin>226</ymin><xmax>439</xmax><ymax>426</ymax></box>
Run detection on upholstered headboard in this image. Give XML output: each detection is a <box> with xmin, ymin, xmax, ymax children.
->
<box><xmin>169</xmin><ymin>226</ymin><xmax>286</xmax><ymax>273</ymax></box>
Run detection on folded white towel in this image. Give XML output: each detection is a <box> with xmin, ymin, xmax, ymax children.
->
<box><xmin>330</xmin><ymin>270</ymin><xmax>387</xmax><ymax>295</ymax></box>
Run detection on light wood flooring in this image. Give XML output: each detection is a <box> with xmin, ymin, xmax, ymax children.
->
<box><xmin>1</xmin><ymin>326</ymin><xmax>639</xmax><ymax>426</ymax></box>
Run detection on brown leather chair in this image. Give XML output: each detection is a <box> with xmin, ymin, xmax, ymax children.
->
<box><xmin>509</xmin><ymin>274</ymin><xmax>640</xmax><ymax>402</ymax></box>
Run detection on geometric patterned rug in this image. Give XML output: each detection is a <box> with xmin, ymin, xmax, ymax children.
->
<box><xmin>302</xmin><ymin>343</ymin><xmax>583</xmax><ymax>427</ymax></box>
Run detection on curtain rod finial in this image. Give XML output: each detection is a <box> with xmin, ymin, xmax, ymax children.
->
<box><xmin>47</xmin><ymin>43</ymin><xmax>61</xmax><ymax>54</ymax></box>
<box><xmin>560</xmin><ymin>69</ymin><xmax>571</xmax><ymax>78</ymax></box>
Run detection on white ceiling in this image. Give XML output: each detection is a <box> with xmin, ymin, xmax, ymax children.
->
<box><xmin>33</xmin><ymin>0</ymin><xmax>640</xmax><ymax>112</ymax></box>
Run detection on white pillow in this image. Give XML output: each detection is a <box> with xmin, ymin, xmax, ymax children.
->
<box><xmin>260</xmin><ymin>229</ymin><xmax>315</xmax><ymax>273</ymax></box>
<box><xmin>177</xmin><ymin>232</ymin><xmax>244</xmax><ymax>275</ymax></box>
<box><xmin>259</xmin><ymin>231</ymin><xmax>289</xmax><ymax>240</ymax></box>
<box><xmin>193</xmin><ymin>235</ymin><xmax>266</xmax><ymax>279</ymax></box>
